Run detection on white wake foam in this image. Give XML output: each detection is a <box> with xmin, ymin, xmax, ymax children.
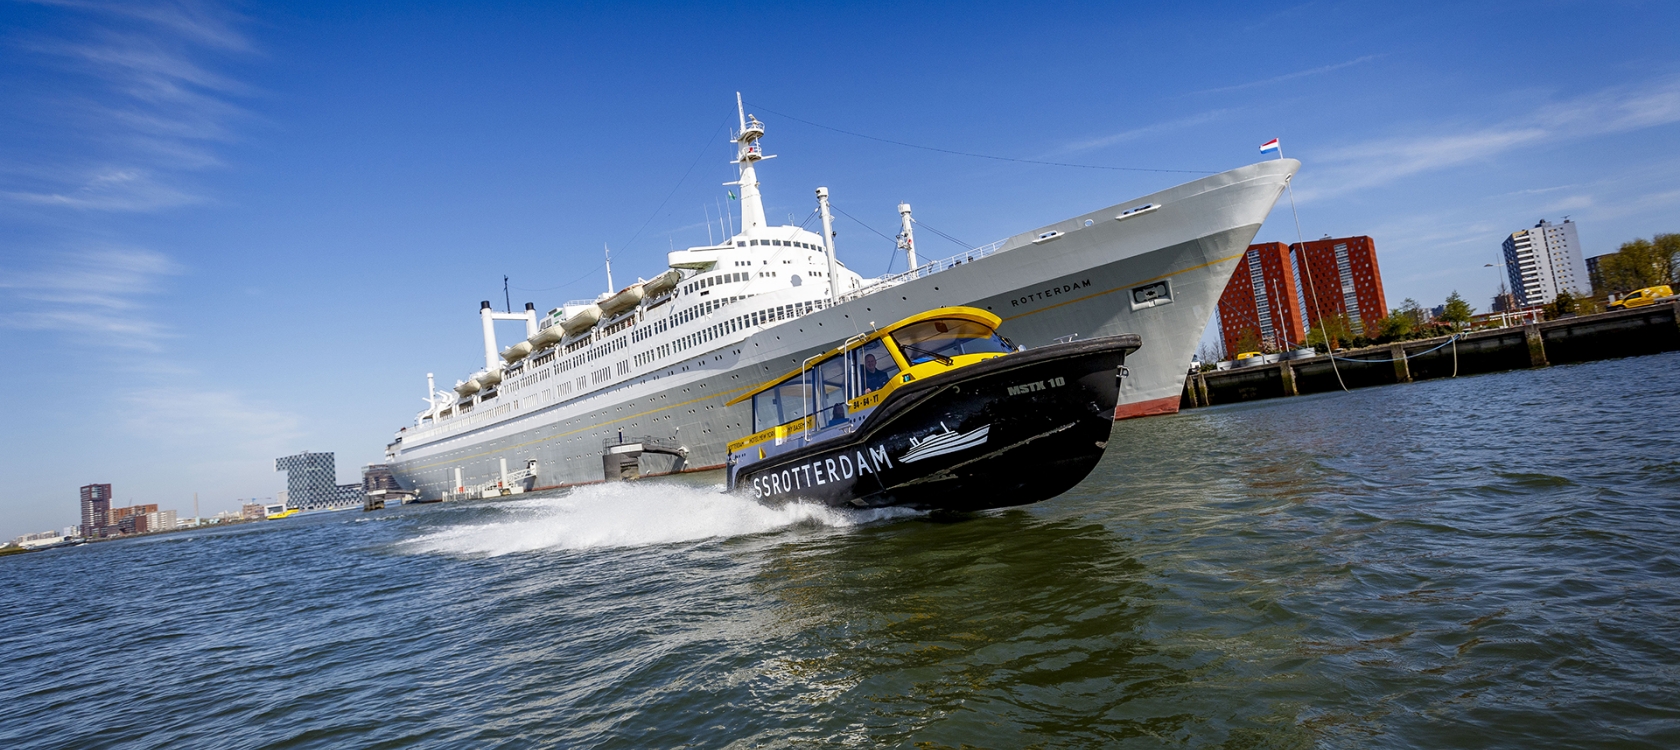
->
<box><xmin>404</xmin><ymin>482</ymin><xmax>919</xmax><ymax>557</ymax></box>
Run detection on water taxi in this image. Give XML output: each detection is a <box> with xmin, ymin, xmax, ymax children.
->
<box><xmin>725</xmin><ymin>307</ymin><xmax>1139</xmax><ymax>512</ymax></box>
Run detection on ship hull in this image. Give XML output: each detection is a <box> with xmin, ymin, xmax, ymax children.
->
<box><xmin>730</xmin><ymin>336</ymin><xmax>1135</xmax><ymax>512</ymax></box>
<box><xmin>386</xmin><ymin>160</ymin><xmax>1295</xmax><ymax>498</ymax></box>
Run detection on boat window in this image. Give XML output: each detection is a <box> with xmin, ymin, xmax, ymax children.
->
<box><xmin>855</xmin><ymin>339</ymin><xmax>899</xmax><ymax>394</ymax></box>
<box><xmin>812</xmin><ymin>354</ymin><xmax>848</xmax><ymax>427</ymax></box>
<box><xmin>752</xmin><ymin>376</ymin><xmax>809</xmax><ymax>432</ymax></box>
<box><xmin>891</xmin><ymin>318</ymin><xmax>1011</xmax><ymax>365</ymax></box>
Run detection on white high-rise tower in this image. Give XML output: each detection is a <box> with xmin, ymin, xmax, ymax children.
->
<box><xmin>1503</xmin><ymin>219</ymin><xmax>1587</xmax><ymax>306</ymax></box>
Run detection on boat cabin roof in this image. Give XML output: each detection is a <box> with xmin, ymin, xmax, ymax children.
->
<box><xmin>725</xmin><ymin>306</ymin><xmax>1001</xmax><ymax>406</ymax></box>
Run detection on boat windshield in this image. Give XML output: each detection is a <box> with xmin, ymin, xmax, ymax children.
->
<box><xmin>751</xmin><ymin>377</ymin><xmax>809</xmax><ymax>433</ymax></box>
<box><xmin>891</xmin><ymin>318</ymin><xmax>1011</xmax><ymax>365</ymax></box>
<box><xmin>812</xmin><ymin>354</ymin><xmax>848</xmax><ymax>428</ymax></box>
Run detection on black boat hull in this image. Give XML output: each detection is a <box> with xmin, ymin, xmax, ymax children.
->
<box><xmin>730</xmin><ymin>335</ymin><xmax>1137</xmax><ymax>513</ymax></box>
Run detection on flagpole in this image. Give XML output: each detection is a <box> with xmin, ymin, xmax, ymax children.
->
<box><xmin>1268</xmin><ymin>138</ymin><xmax>1348</xmax><ymax>392</ymax></box>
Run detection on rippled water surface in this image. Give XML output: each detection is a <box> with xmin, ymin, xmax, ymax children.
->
<box><xmin>4</xmin><ymin>352</ymin><xmax>1679</xmax><ymax>748</ymax></box>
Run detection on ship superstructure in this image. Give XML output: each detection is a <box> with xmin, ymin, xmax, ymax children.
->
<box><xmin>385</xmin><ymin>95</ymin><xmax>1298</xmax><ymax>498</ymax></box>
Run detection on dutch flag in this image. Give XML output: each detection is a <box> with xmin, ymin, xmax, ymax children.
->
<box><xmin>1259</xmin><ymin>138</ymin><xmax>1281</xmax><ymax>155</ymax></box>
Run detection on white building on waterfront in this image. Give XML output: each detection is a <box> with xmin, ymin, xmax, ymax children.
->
<box><xmin>145</xmin><ymin>509</ymin><xmax>179</xmax><ymax>531</ymax></box>
<box><xmin>1502</xmin><ymin>219</ymin><xmax>1587</xmax><ymax>306</ymax></box>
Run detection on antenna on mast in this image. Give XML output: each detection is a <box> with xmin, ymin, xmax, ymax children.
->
<box><xmin>604</xmin><ymin>243</ymin><xmax>614</xmax><ymax>292</ymax></box>
<box><xmin>727</xmin><ymin>92</ymin><xmax>771</xmax><ymax>234</ymax></box>
<box><xmin>503</xmin><ymin>275</ymin><xmax>511</xmax><ymax>313</ymax></box>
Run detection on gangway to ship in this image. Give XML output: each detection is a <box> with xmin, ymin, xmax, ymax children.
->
<box><xmin>449</xmin><ymin>458</ymin><xmax>539</xmax><ymax>500</ymax></box>
<box><xmin>602</xmin><ymin>433</ymin><xmax>689</xmax><ymax>481</ymax></box>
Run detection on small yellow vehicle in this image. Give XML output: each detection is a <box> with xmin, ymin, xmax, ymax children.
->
<box><xmin>1608</xmin><ymin>285</ymin><xmax>1673</xmax><ymax>310</ymax></box>
<box><xmin>1235</xmin><ymin>351</ymin><xmax>1263</xmax><ymax>361</ymax></box>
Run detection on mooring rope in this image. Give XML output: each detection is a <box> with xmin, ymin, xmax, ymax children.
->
<box><xmin>1328</xmin><ymin>334</ymin><xmax>1462</xmax><ymax>363</ymax></box>
<box><xmin>1275</xmin><ymin>148</ymin><xmax>1349</xmax><ymax>393</ymax></box>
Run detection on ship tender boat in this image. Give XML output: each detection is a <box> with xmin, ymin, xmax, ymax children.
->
<box><xmin>725</xmin><ymin>307</ymin><xmax>1139</xmax><ymax>512</ymax></box>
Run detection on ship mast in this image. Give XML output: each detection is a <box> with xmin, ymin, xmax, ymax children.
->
<box><xmin>730</xmin><ymin>92</ymin><xmax>773</xmax><ymax>235</ymax></box>
<box><xmin>897</xmin><ymin>203</ymin><xmax>918</xmax><ymax>275</ymax></box>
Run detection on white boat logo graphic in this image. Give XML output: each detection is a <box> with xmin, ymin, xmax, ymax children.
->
<box><xmin>899</xmin><ymin>423</ymin><xmax>991</xmax><ymax>464</ymax></box>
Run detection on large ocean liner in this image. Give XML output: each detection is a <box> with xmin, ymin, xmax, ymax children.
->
<box><xmin>383</xmin><ymin>96</ymin><xmax>1298</xmax><ymax>499</ymax></box>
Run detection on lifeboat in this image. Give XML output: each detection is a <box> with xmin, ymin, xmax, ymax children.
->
<box><xmin>599</xmin><ymin>282</ymin><xmax>645</xmax><ymax>317</ymax></box>
<box><xmin>478</xmin><ymin>367</ymin><xmax>503</xmax><ymax>387</ymax></box>
<box><xmin>561</xmin><ymin>305</ymin><xmax>601</xmax><ymax>335</ymax></box>
<box><xmin>529</xmin><ymin>324</ymin><xmax>563</xmax><ymax>349</ymax></box>
<box><xmin>643</xmin><ymin>269</ymin><xmax>682</xmax><ymax>299</ymax></box>
<box><xmin>454</xmin><ymin>378</ymin><xmax>481</xmax><ymax>396</ymax></box>
<box><xmin>501</xmin><ymin>340</ymin><xmax>534</xmax><ymax>363</ymax></box>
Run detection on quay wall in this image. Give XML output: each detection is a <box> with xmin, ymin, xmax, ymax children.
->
<box><xmin>1182</xmin><ymin>300</ymin><xmax>1680</xmax><ymax>409</ymax></box>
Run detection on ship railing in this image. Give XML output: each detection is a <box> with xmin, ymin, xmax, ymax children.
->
<box><xmin>838</xmin><ymin>238</ymin><xmax>1009</xmax><ymax>304</ymax></box>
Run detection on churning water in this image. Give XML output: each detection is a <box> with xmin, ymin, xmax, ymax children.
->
<box><xmin>3</xmin><ymin>351</ymin><xmax>1678</xmax><ymax>748</ymax></box>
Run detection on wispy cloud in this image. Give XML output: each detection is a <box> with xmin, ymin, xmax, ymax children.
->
<box><xmin>1298</xmin><ymin>76</ymin><xmax>1680</xmax><ymax>200</ymax></box>
<box><xmin>3</xmin><ymin>0</ymin><xmax>255</xmax><ymax>213</ymax></box>
<box><xmin>120</xmin><ymin>386</ymin><xmax>304</xmax><ymax>449</ymax></box>
<box><xmin>1188</xmin><ymin>55</ymin><xmax>1383</xmax><ymax>96</ymax></box>
<box><xmin>22</xmin><ymin>0</ymin><xmax>253</xmax><ymax>52</ymax></box>
<box><xmin>1056</xmin><ymin>110</ymin><xmax>1233</xmax><ymax>154</ymax></box>
<box><xmin>0</xmin><ymin>246</ymin><xmax>181</xmax><ymax>348</ymax></box>
<box><xmin>5</xmin><ymin>169</ymin><xmax>203</xmax><ymax>211</ymax></box>
<box><xmin>1589</xmin><ymin>187</ymin><xmax>1680</xmax><ymax>221</ymax></box>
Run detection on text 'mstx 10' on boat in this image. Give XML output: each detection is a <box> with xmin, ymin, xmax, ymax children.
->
<box><xmin>726</xmin><ymin>307</ymin><xmax>1139</xmax><ymax>512</ymax></box>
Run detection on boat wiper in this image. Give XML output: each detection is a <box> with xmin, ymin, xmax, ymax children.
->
<box><xmin>902</xmin><ymin>344</ymin><xmax>954</xmax><ymax>366</ymax></box>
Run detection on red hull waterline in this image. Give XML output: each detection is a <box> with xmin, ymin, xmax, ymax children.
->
<box><xmin>1114</xmin><ymin>395</ymin><xmax>1181</xmax><ymax>420</ymax></box>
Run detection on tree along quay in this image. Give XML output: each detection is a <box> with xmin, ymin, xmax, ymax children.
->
<box><xmin>1182</xmin><ymin>300</ymin><xmax>1680</xmax><ymax>408</ymax></box>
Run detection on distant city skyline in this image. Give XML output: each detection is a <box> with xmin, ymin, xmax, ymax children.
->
<box><xmin>4</xmin><ymin>2</ymin><xmax>1680</xmax><ymax>537</ymax></box>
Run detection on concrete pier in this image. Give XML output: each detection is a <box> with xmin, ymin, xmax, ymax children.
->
<box><xmin>1184</xmin><ymin>300</ymin><xmax>1680</xmax><ymax>409</ymax></box>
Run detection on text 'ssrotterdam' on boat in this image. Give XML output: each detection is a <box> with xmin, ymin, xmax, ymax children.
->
<box><xmin>725</xmin><ymin>306</ymin><xmax>1140</xmax><ymax>512</ymax></box>
<box><xmin>382</xmin><ymin>94</ymin><xmax>1298</xmax><ymax>499</ymax></box>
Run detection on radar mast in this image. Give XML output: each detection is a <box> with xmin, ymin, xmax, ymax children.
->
<box><xmin>730</xmin><ymin>92</ymin><xmax>773</xmax><ymax>235</ymax></box>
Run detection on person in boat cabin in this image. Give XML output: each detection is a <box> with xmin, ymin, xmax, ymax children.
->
<box><xmin>862</xmin><ymin>353</ymin><xmax>891</xmax><ymax>393</ymax></box>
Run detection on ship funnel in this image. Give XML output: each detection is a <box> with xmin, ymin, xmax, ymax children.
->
<box><xmin>480</xmin><ymin>301</ymin><xmax>498</xmax><ymax>372</ymax></box>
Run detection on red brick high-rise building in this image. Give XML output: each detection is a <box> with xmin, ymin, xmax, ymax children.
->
<box><xmin>80</xmin><ymin>483</ymin><xmax>112</xmax><ymax>539</ymax></box>
<box><xmin>1217</xmin><ymin>242</ymin><xmax>1307</xmax><ymax>358</ymax></box>
<box><xmin>1292</xmin><ymin>236</ymin><xmax>1387</xmax><ymax>339</ymax></box>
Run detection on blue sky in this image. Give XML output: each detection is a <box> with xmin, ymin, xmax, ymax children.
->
<box><xmin>3</xmin><ymin>0</ymin><xmax>1678</xmax><ymax>537</ymax></box>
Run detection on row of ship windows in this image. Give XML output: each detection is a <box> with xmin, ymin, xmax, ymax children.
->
<box><xmin>737</xmin><ymin>238</ymin><xmax>820</xmax><ymax>251</ymax></box>
<box><xmin>685</xmin><ymin>271</ymin><xmax>749</xmax><ymax>295</ymax></box>
<box><xmin>634</xmin><ymin>299</ymin><xmax>825</xmax><ymax>368</ymax></box>
<box><xmin>417</xmin><ymin>298</ymin><xmax>827</xmax><ymax>443</ymax></box>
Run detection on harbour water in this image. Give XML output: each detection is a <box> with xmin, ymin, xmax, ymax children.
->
<box><xmin>3</xmin><ymin>351</ymin><xmax>1677</xmax><ymax>748</ymax></box>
